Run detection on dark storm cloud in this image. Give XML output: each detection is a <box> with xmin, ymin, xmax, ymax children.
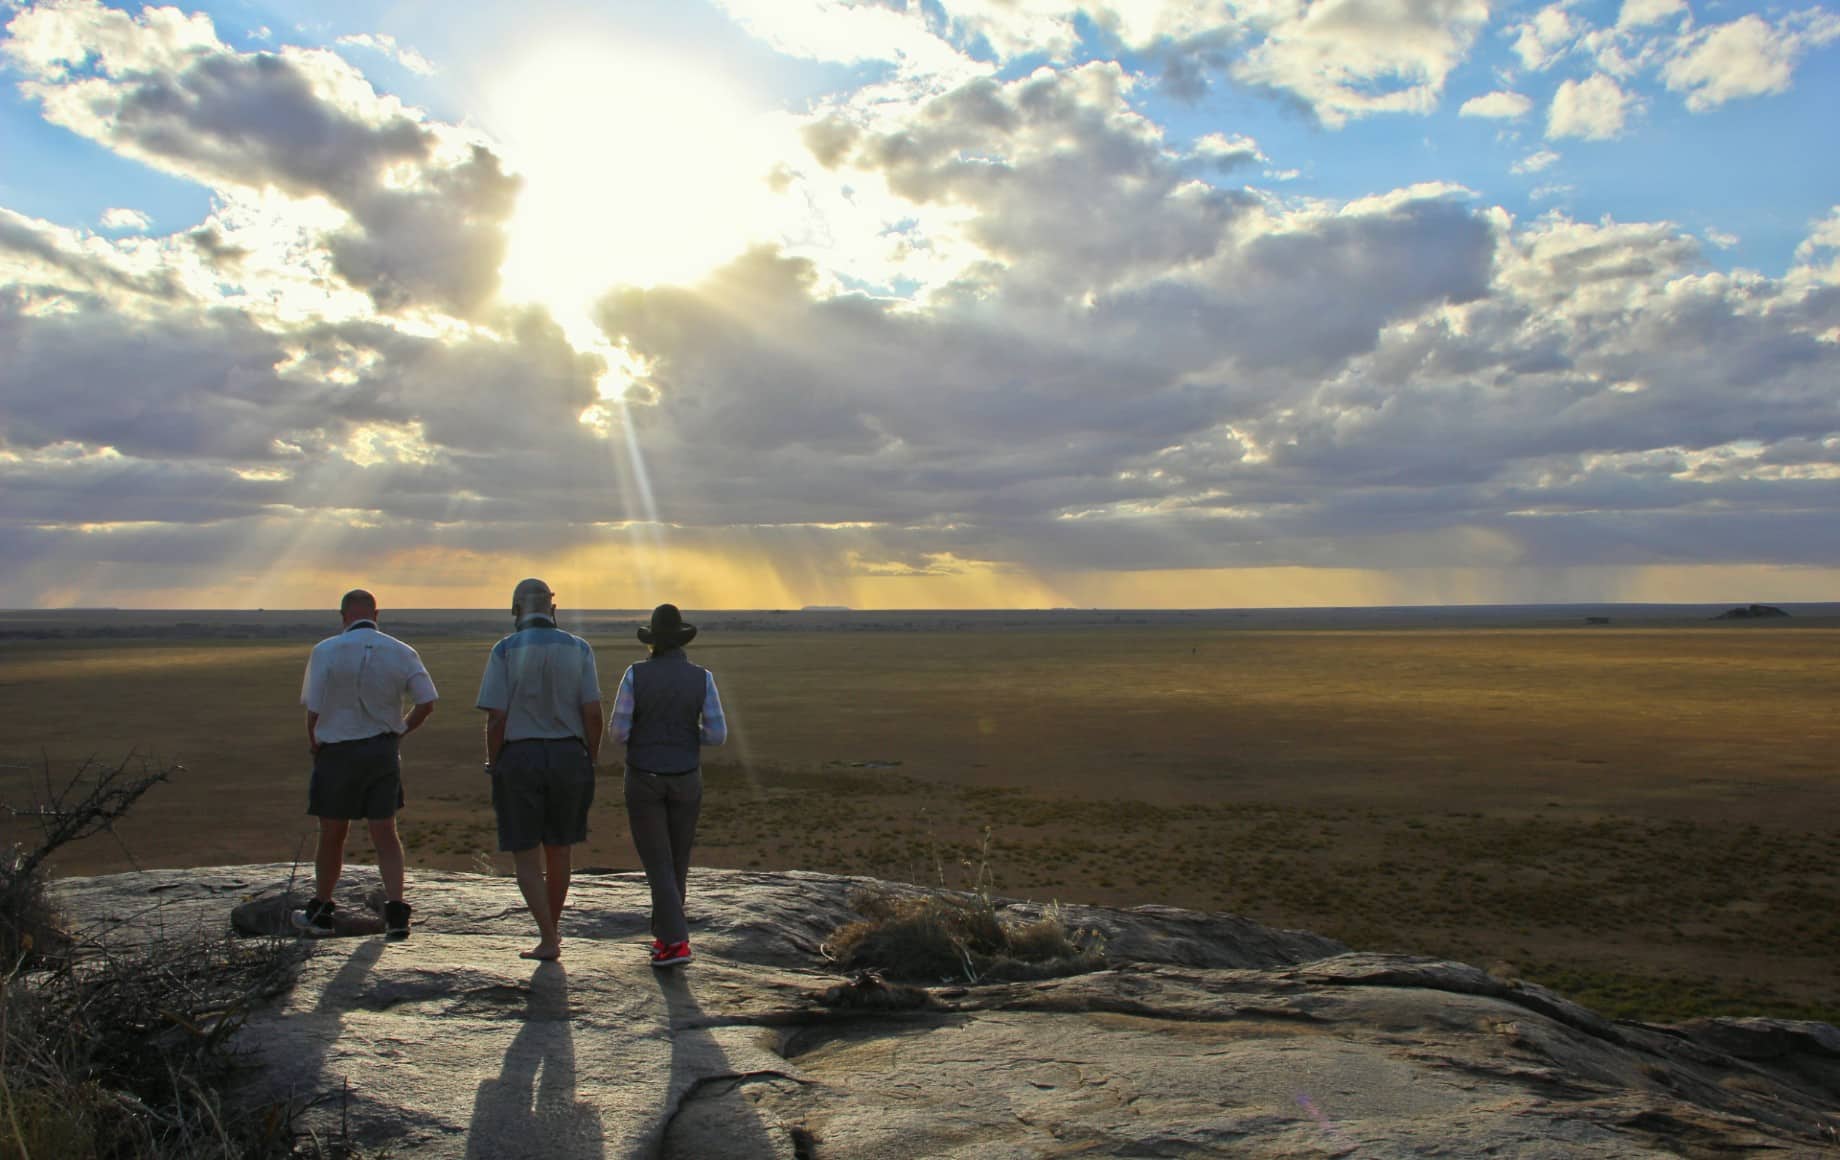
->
<box><xmin>0</xmin><ymin>452</ymin><xmax>290</xmax><ymax>524</ymax></box>
<box><xmin>592</xmin><ymin>177</ymin><xmax>1498</xmax><ymax>535</ymax></box>
<box><xmin>0</xmin><ymin>285</ymin><xmax>303</xmax><ymax>459</ymax></box>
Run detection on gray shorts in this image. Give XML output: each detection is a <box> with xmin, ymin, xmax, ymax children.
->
<box><xmin>308</xmin><ymin>733</ymin><xmax>403</xmax><ymax>821</ymax></box>
<box><xmin>491</xmin><ymin>738</ymin><xmax>595</xmax><ymax>851</ymax></box>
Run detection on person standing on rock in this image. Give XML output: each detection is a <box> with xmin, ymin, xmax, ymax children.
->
<box><xmin>294</xmin><ymin>588</ymin><xmax>437</xmax><ymax>940</ymax></box>
<box><xmin>612</xmin><ymin>603</ymin><xmax>727</xmax><ymax>967</ymax></box>
<box><xmin>477</xmin><ymin>578</ymin><xmax>603</xmax><ymax>962</ymax></box>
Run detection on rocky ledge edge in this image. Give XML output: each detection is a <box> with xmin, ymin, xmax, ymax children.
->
<box><xmin>52</xmin><ymin>865</ymin><xmax>1840</xmax><ymax>1159</ymax></box>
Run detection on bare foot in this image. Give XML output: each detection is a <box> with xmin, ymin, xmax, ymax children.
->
<box><xmin>520</xmin><ymin>942</ymin><xmax>560</xmax><ymax>962</ymax></box>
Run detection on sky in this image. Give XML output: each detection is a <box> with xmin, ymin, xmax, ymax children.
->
<box><xmin>1</xmin><ymin>0</ymin><xmax>1837</xmax><ymax>611</ymax></box>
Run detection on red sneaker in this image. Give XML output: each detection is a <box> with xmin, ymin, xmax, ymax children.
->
<box><xmin>650</xmin><ymin>940</ymin><xmax>693</xmax><ymax>967</ymax></box>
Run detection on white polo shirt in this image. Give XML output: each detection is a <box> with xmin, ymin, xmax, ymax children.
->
<box><xmin>301</xmin><ymin>621</ymin><xmax>439</xmax><ymax>744</ymax></box>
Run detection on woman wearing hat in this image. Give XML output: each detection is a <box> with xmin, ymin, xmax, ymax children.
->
<box><xmin>610</xmin><ymin>604</ymin><xmax>727</xmax><ymax>966</ymax></box>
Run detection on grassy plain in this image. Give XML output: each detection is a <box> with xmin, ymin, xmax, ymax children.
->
<box><xmin>3</xmin><ymin>609</ymin><xmax>1837</xmax><ymax>1023</ymax></box>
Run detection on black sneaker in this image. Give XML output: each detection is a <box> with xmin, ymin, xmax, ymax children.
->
<box><xmin>384</xmin><ymin>900</ymin><xmax>412</xmax><ymax>940</ymax></box>
<box><xmin>289</xmin><ymin>897</ymin><xmax>336</xmax><ymax>937</ymax></box>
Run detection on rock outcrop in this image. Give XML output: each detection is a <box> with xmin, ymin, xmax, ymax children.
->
<box><xmin>52</xmin><ymin>866</ymin><xmax>1840</xmax><ymax>1158</ymax></box>
<box><xmin>1715</xmin><ymin>604</ymin><xmax>1790</xmax><ymax>619</ymax></box>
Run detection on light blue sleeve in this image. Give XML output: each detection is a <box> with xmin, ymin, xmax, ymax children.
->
<box><xmin>700</xmin><ymin>671</ymin><xmax>728</xmax><ymax>746</ymax></box>
<box><xmin>579</xmin><ymin>639</ymin><xmax>602</xmax><ymax>704</ymax></box>
<box><xmin>611</xmin><ymin>667</ymin><xmax>636</xmax><ymax>743</ymax></box>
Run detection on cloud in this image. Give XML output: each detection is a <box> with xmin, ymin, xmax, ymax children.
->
<box><xmin>1791</xmin><ymin>206</ymin><xmax>1840</xmax><ymax>287</ymax></box>
<box><xmin>3</xmin><ymin>0</ymin><xmax>518</xmax><ymax>318</ymax></box>
<box><xmin>1459</xmin><ymin>90</ymin><xmax>1532</xmax><ymax>119</ymax></box>
<box><xmin>1547</xmin><ymin>74</ymin><xmax>1636</xmax><ymax>140</ymax></box>
<box><xmin>1662</xmin><ymin>11</ymin><xmax>1840</xmax><ymax>112</ymax></box>
<box><xmin>1229</xmin><ymin>0</ymin><xmax>1491</xmax><ymax>128</ymax></box>
<box><xmin>1190</xmin><ymin>131</ymin><xmax>1266</xmax><ymax>170</ymax></box>
<box><xmin>5</xmin><ymin>0</ymin><xmax>1840</xmax><ymax>605</ymax></box>
<box><xmin>1510</xmin><ymin>3</ymin><xmax>1577</xmax><ymax>71</ymax></box>
<box><xmin>589</xmin><ymin>175</ymin><xmax>1497</xmax><ymax>538</ymax></box>
<box><xmin>1512</xmin><ymin>149</ymin><xmax>1560</xmax><ymax>174</ymax></box>
<box><xmin>804</xmin><ymin>64</ymin><xmax>1252</xmax><ymax>292</ymax></box>
<box><xmin>99</xmin><ymin>206</ymin><xmax>151</xmax><ymax>231</ymax></box>
<box><xmin>1</xmin><ymin>207</ymin><xmax>184</xmax><ymax>299</ymax></box>
<box><xmin>1617</xmin><ymin>0</ymin><xmax>1686</xmax><ymax>30</ymax></box>
<box><xmin>335</xmin><ymin>32</ymin><xmax>435</xmax><ymax>76</ymax></box>
<box><xmin>708</xmin><ymin>0</ymin><xmax>983</xmax><ymax>85</ymax></box>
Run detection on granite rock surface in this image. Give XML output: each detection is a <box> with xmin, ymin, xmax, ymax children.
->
<box><xmin>52</xmin><ymin>865</ymin><xmax>1840</xmax><ymax>1158</ymax></box>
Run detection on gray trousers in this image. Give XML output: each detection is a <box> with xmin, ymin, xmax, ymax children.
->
<box><xmin>623</xmin><ymin>767</ymin><xmax>703</xmax><ymax>944</ymax></box>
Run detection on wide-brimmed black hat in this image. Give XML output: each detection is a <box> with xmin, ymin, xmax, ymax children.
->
<box><xmin>637</xmin><ymin>603</ymin><xmax>697</xmax><ymax>648</ymax></box>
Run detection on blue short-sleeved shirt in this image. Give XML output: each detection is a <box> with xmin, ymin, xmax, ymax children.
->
<box><xmin>476</xmin><ymin>619</ymin><xmax>602</xmax><ymax>742</ymax></box>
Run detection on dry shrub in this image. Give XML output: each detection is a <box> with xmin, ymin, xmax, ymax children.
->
<box><xmin>3</xmin><ymin>930</ymin><xmax>312</xmax><ymax>1159</ymax></box>
<box><xmin>0</xmin><ymin>756</ymin><xmax>363</xmax><ymax>1158</ymax></box>
<box><xmin>0</xmin><ymin>844</ymin><xmax>63</xmax><ymax>972</ymax></box>
<box><xmin>829</xmin><ymin>888</ymin><xmax>1105</xmax><ymax>984</ymax></box>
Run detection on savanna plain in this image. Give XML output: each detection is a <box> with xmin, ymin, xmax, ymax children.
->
<box><xmin>3</xmin><ymin>606</ymin><xmax>1836</xmax><ymax>1024</ymax></box>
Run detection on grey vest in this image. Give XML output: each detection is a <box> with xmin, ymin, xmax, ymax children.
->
<box><xmin>626</xmin><ymin>650</ymin><xmax>708</xmax><ymax>774</ymax></box>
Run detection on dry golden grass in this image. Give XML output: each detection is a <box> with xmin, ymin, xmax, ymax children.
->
<box><xmin>3</xmin><ymin>617</ymin><xmax>1837</xmax><ymax>1021</ymax></box>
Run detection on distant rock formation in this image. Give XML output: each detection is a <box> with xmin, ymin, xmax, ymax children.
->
<box><xmin>799</xmin><ymin>605</ymin><xmax>851</xmax><ymax>612</ymax></box>
<box><xmin>1715</xmin><ymin>604</ymin><xmax>1790</xmax><ymax>619</ymax></box>
<box><xmin>52</xmin><ymin>866</ymin><xmax>1840</xmax><ymax>1158</ymax></box>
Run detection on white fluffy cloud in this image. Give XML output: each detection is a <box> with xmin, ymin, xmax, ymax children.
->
<box><xmin>1662</xmin><ymin>11</ymin><xmax>1840</xmax><ymax>112</ymax></box>
<box><xmin>708</xmin><ymin>0</ymin><xmax>985</xmax><ymax>87</ymax></box>
<box><xmin>1459</xmin><ymin>90</ymin><xmax>1532</xmax><ymax>119</ymax></box>
<box><xmin>335</xmin><ymin>33</ymin><xmax>435</xmax><ymax>77</ymax></box>
<box><xmin>99</xmin><ymin>206</ymin><xmax>151</xmax><ymax>231</ymax></box>
<box><xmin>1547</xmin><ymin>73</ymin><xmax>1635</xmax><ymax>140</ymax></box>
<box><xmin>718</xmin><ymin>0</ymin><xmax>1493</xmax><ymax>127</ymax></box>
<box><xmin>1229</xmin><ymin>0</ymin><xmax>1491</xmax><ymax>128</ymax></box>
<box><xmin>1511</xmin><ymin>3</ymin><xmax>1577</xmax><ymax>71</ymax></box>
<box><xmin>1617</xmin><ymin>0</ymin><xmax>1686</xmax><ymax>31</ymax></box>
<box><xmin>1512</xmin><ymin>149</ymin><xmax>1560</xmax><ymax>174</ymax></box>
<box><xmin>4</xmin><ymin>0</ymin><xmax>517</xmax><ymax>319</ymax></box>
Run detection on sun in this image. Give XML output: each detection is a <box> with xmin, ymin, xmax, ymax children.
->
<box><xmin>489</xmin><ymin>41</ymin><xmax>776</xmax><ymax>339</ymax></box>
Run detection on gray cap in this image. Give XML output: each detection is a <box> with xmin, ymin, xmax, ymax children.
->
<box><xmin>511</xmin><ymin>577</ymin><xmax>554</xmax><ymax>616</ymax></box>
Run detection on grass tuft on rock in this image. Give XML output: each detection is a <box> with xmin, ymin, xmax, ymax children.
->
<box><xmin>828</xmin><ymin>887</ymin><xmax>1106</xmax><ymax>984</ymax></box>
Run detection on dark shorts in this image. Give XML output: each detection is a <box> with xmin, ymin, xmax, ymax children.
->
<box><xmin>308</xmin><ymin>733</ymin><xmax>403</xmax><ymax>821</ymax></box>
<box><xmin>492</xmin><ymin>738</ymin><xmax>595</xmax><ymax>851</ymax></box>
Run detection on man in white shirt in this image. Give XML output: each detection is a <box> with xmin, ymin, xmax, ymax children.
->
<box><xmin>294</xmin><ymin>589</ymin><xmax>438</xmax><ymax>938</ymax></box>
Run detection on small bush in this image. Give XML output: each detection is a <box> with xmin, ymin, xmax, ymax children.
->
<box><xmin>0</xmin><ymin>843</ymin><xmax>63</xmax><ymax>971</ymax></box>
<box><xmin>3</xmin><ymin>929</ymin><xmax>311</xmax><ymax>1159</ymax></box>
<box><xmin>0</xmin><ymin>756</ymin><xmax>361</xmax><ymax>1158</ymax></box>
<box><xmin>828</xmin><ymin>888</ymin><xmax>1106</xmax><ymax>984</ymax></box>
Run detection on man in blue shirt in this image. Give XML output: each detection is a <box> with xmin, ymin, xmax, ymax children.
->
<box><xmin>477</xmin><ymin>578</ymin><xmax>602</xmax><ymax>962</ymax></box>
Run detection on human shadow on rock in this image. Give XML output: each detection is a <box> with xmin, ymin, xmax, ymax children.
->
<box><xmin>653</xmin><ymin>968</ymin><xmax>789</xmax><ymax>1159</ymax></box>
<box><xmin>465</xmin><ymin>962</ymin><xmax>605</xmax><ymax>1160</ymax></box>
<box><xmin>292</xmin><ymin>938</ymin><xmax>384</xmax><ymax>1098</ymax></box>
